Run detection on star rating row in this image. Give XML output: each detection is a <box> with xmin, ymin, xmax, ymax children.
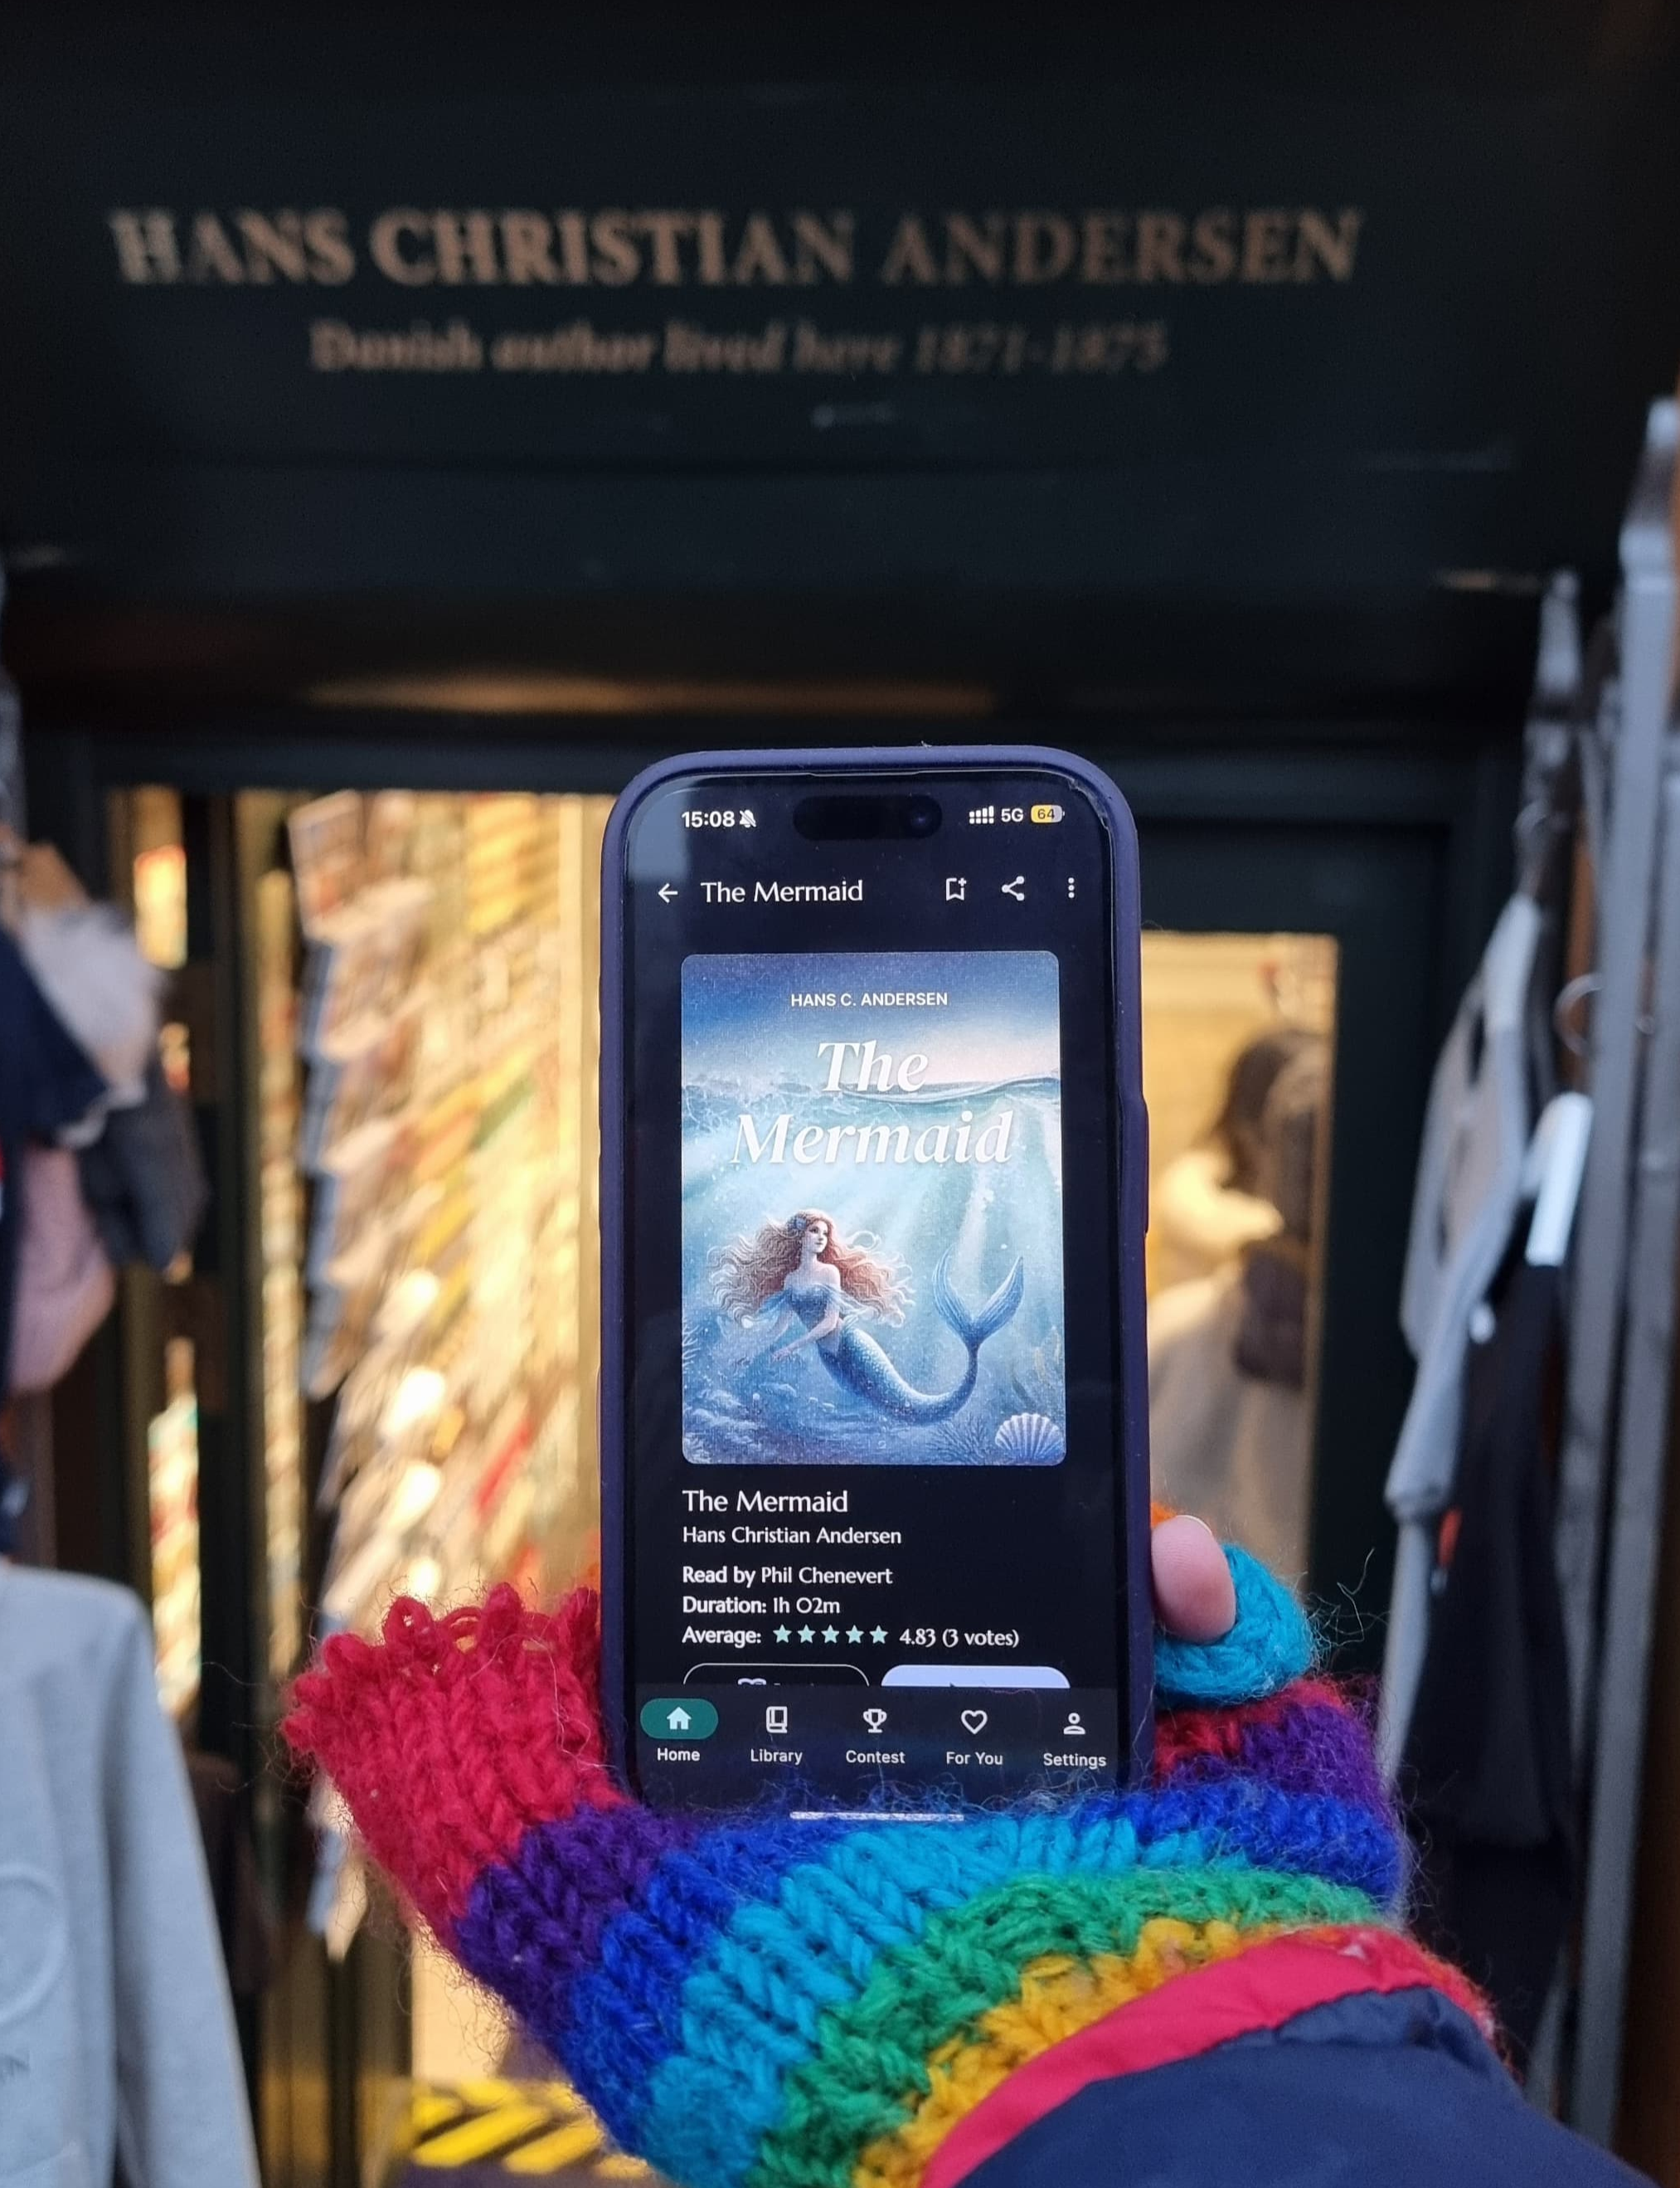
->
<box><xmin>772</xmin><ymin>1623</ymin><xmax>888</xmax><ymax>1646</ymax></box>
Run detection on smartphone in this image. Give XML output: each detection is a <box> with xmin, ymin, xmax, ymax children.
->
<box><xmin>600</xmin><ymin>746</ymin><xmax>1151</xmax><ymax>1810</ymax></box>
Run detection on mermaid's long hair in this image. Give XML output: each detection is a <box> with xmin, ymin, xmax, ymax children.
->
<box><xmin>709</xmin><ymin>1209</ymin><xmax>910</xmax><ymax>1325</ymax></box>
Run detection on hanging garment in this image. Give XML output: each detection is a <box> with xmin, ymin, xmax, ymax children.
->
<box><xmin>77</xmin><ymin>1057</ymin><xmax>207</xmax><ymax>1274</ymax></box>
<box><xmin>0</xmin><ymin>1564</ymin><xmax>260</xmax><ymax>2188</ymax></box>
<box><xmin>17</xmin><ymin>900</ymin><xmax>160</xmax><ymax>1124</ymax></box>
<box><xmin>1380</xmin><ymin>894</ymin><xmax>1539</xmax><ymax>1777</ymax></box>
<box><xmin>0</xmin><ymin>931</ymin><xmax>108</xmax><ymax>1403</ymax></box>
<box><xmin>1403</xmin><ymin>1249</ymin><xmax>1574</xmax><ymax>2068</ymax></box>
<box><xmin>8</xmin><ymin>1145</ymin><xmax>115</xmax><ymax>1394</ymax></box>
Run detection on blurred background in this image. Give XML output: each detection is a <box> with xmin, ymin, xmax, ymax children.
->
<box><xmin>2</xmin><ymin>5</ymin><xmax>1679</xmax><ymax>2185</ymax></box>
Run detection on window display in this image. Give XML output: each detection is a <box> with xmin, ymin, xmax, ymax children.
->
<box><xmin>274</xmin><ymin>791</ymin><xmax>609</xmax><ymax>1654</ymax></box>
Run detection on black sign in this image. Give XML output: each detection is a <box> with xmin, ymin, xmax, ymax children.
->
<box><xmin>0</xmin><ymin>6</ymin><xmax>1677</xmax><ymax>701</ymax></box>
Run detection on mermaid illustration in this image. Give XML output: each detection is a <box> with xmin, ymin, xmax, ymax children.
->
<box><xmin>709</xmin><ymin>1208</ymin><xmax>1024</xmax><ymax>1425</ymax></box>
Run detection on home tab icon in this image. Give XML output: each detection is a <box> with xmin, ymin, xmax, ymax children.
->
<box><xmin>639</xmin><ymin>1697</ymin><xmax>719</xmax><ymax>1738</ymax></box>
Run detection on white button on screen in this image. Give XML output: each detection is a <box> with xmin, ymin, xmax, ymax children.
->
<box><xmin>881</xmin><ymin>1664</ymin><xmax>1070</xmax><ymax>1689</ymax></box>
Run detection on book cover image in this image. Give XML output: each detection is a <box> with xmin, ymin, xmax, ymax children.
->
<box><xmin>682</xmin><ymin>951</ymin><xmax>1066</xmax><ymax>1466</ymax></box>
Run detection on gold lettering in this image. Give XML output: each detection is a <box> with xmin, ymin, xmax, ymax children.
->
<box><xmin>637</xmin><ymin>210</ymin><xmax>694</xmax><ymax>284</ymax></box>
<box><xmin>499</xmin><ymin>211</ymin><xmax>559</xmax><ymax>284</ymax></box>
<box><xmin>490</xmin><ymin>322</ymin><xmax>658</xmax><ymax>372</ymax></box>
<box><xmin>791</xmin><ymin>210</ymin><xmax>854</xmax><ymax>284</ymax></box>
<box><xmin>304</xmin><ymin>209</ymin><xmax>356</xmax><ymax>284</ymax></box>
<box><xmin>1012</xmin><ymin>212</ymin><xmax>1075</xmax><ymax>284</ymax></box>
<box><xmin>434</xmin><ymin>211</ymin><xmax>500</xmax><ymax>284</ymax></box>
<box><xmin>311</xmin><ymin>319</ymin><xmax>355</xmax><ymax>370</ymax></box>
<box><xmin>235</xmin><ymin>209</ymin><xmax>310</xmax><ymax>284</ymax></box>
<box><xmin>1080</xmin><ymin>212</ymin><xmax>1131</xmax><ymax>284</ymax></box>
<box><xmin>590</xmin><ymin>211</ymin><xmax>639</xmax><ymax>284</ymax></box>
<box><xmin>792</xmin><ymin>319</ymin><xmax>902</xmax><ymax>372</ymax></box>
<box><xmin>554</xmin><ymin>212</ymin><xmax>590</xmax><ymax>284</ymax></box>
<box><xmin>186</xmin><ymin>212</ymin><xmax>245</xmax><ymax>283</ymax></box>
<box><xmin>879</xmin><ymin>214</ymin><xmax>940</xmax><ymax>285</ymax></box>
<box><xmin>944</xmin><ymin>212</ymin><xmax>1007</xmax><ymax>284</ymax></box>
<box><xmin>1188</xmin><ymin>208</ymin><xmax>1236</xmax><ymax>282</ymax></box>
<box><xmin>663</xmin><ymin>318</ymin><xmax>787</xmax><ymax>371</ymax></box>
<box><xmin>370</xmin><ymin>210</ymin><xmax>435</xmax><ymax>284</ymax></box>
<box><xmin>1135</xmin><ymin>211</ymin><xmax>1185</xmax><ymax>283</ymax></box>
<box><xmin>1294</xmin><ymin>207</ymin><xmax>1362</xmax><ymax>282</ymax></box>
<box><xmin>108</xmin><ymin>209</ymin><xmax>180</xmax><ymax>283</ymax></box>
<box><xmin>1241</xmin><ymin>209</ymin><xmax>1292</xmax><ymax>282</ymax></box>
<box><xmin>109</xmin><ymin>200</ymin><xmax>1358</xmax><ymax>302</ymax></box>
<box><xmin>696</xmin><ymin>210</ymin><xmax>730</xmax><ymax>284</ymax></box>
<box><xmin>731</xmin><ymin>212</ymin><xmax>791</xmax><ymax>284</ymax></box>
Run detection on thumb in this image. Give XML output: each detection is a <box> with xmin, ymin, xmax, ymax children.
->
<box><xmin>1150</xmin><ymin>1512</ymin><xmax>1237</xmax><ymax>1641</ymax></box>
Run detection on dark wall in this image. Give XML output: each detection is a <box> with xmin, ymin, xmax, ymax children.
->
<box><xmin>0</xmin><ymin>2</ymin><xmax>1675</xmax><ymax>718</ymax></box>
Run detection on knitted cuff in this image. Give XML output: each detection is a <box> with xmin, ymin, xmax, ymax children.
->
<box><xmin>285</xmin><ymin>1552</ymin><xmax>1434</xmax><ymax>2188</ymax></box>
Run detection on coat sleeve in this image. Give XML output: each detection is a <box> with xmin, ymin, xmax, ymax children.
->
<box><xmin>102</xmin><ymin>1593</ymin><xmax>261</xmax><ymax>2188</ymax></box>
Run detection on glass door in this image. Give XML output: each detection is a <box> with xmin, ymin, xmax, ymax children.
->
<box><xmin>1138</xmin><ymin>819</ymin><xmax>1451</xmax><ymax>1639</ymax></box>
<box><xmin>1142</xmin><ymin>931</ymin><xmax>1337</xmax><ymax>1582</ymax></box>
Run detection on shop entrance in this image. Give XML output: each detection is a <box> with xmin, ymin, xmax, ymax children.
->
<box><xmin>28</xmin><ymin>718</ymin><xmax>1512</xmax><ymax>2188</ymax></box>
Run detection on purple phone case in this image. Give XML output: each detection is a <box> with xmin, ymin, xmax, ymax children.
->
<box><xmin>598</xmin><ymin>744</ymin><xmax>1154</xmax><ymax>1799</ymax></box>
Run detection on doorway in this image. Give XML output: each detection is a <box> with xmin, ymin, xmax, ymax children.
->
<box><xmin>24</xmin><ymin>715</ymin><xmax>1515</xmax><ymax>2187</ymax></box>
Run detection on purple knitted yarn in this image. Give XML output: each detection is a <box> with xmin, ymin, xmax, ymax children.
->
<box><xmin>1158</xmin><ymin>1685</ymin><xmax>1390</xmax><ymax>1825</ymax></box>
<box><xmin>1238</xmin><ymin>1696</ymin><xmax>1389</xmax><ymax>1816</ymax></box>
<box><xmin>454</xmin><ymin>1801</ymin><xmax>693</xmax><ymax>2037</ymax></box>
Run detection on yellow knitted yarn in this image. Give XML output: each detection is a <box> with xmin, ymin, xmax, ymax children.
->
<box><xmin>852</xmin><ymin>1918</ymin><xmax>1276</xmax><ymax>2188</ymax></box>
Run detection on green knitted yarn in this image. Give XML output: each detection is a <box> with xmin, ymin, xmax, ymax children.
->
<box><xmin>750</xmin><ymin>1866</ymin><xmax>1380</xmax><ymax>2188</ymax></box>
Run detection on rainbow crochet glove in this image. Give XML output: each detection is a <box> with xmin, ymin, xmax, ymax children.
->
<box><xmin>284</xmin><ymin>1543</ymin><xmax>1472</xmax><ymax>2188</ymax></box>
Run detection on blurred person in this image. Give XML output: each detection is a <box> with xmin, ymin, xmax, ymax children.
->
<box><xmin>1152</xmin><ymin>1026</ymin><xmax>1319</xmax><ymax>1291</ymax></box>
<box><xmin>1149</xmin><ymin>1035</ymin><xmax>1329</xmax><ymax>1575</ymax></box>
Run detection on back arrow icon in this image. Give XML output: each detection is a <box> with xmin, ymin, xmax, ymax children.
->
<box><xmin>658</xmin><ymin>884</ymin><xmax>678</xmax><ymax>902</ymax></box>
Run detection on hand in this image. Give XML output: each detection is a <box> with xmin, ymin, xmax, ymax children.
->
<box><xmin>1149</xmin><ymin>1510</ymin><xmax>1237</xmax><ymax>1642</ymax></box>
<box><xmin>286</xmin><ymin>1519</ymin><xmax>1454</xmax><ymax>2188</ymax></box>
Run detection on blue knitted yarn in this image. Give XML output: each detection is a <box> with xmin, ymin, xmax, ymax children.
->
<box><xmin>561</xmin><ymin>1815</ymin><xmax>845</xmax><ymax>2149</ymax></box>
<box><xmin>1153</xmin><ymin>1543</ymin><xmax>1314</xmax><ymax>1704</ymax></box>
<box><xmin>634</xmin><ymin>1781</ymin><xmax>1396</xmax><ymax>2186</ymax></box>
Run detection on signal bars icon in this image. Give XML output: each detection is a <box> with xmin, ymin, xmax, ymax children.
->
<box><xmin>969</xmin><ymin>804</ymin><xmax>997</xmax><ymax>825</ymax></box>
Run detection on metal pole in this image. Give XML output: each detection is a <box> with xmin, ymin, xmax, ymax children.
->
<box><xmin>1555</xmin><ymin>401</ymin><xmax>1677</xmax><ymax>1758</ymax></box>
<box><xmin>1557</xmin><ymin>398</ymin><xmax>1680</xmax><ymax>2135</ymax></box>
<box><xmin>1570</xmin><ymin>749</ymin><xmax>1680</xmax><ymax>2137</ymax></box>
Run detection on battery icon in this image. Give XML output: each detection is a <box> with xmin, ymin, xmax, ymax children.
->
<box><xmin>1031</xmin><ymin>803</ymin><xmax>1065</xmax><ymax>824</ymax></box>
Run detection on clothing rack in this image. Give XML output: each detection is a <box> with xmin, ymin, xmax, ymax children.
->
<box><xmin>1544</xmin><ymin>399</ymin><xmax>1680</xmax><ymax>2139</ymax></box>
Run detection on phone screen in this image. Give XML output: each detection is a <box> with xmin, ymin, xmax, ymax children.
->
<box><xmin>609</xmin><ymin>761</ymin><xmax>1145</xmax><ymax>1807</ymax></box>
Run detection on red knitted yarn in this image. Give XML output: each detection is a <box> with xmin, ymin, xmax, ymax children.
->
<box><xmin>284</xmin><ymin>1583</ymin><xmax>621</xmax><ymax>1936</ymax></box>
<box><xmin>1153</xmin><ymin>1678</ymin><xmax>1347</xmax><ymax>1775</ymax></box>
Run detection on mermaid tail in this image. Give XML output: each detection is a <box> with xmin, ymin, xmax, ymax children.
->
<box><xmin>823</xmin><ymin>1250</ymin><xmax>1025</xmax><ymax>1422</ymax></box>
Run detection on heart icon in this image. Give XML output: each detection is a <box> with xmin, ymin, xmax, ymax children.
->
<box><xmin>960</xmin><ymin>1709</ymin><xmax>988</xmax><ymax>1734</ymax></box>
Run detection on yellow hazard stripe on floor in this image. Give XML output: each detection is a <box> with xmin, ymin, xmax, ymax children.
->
<box><xmin>500</xmin><ymin>2121</ymin><xmax>604</xmax><ymax>2173</ymax></box>
<box><xmin>401</xmin><ymin>2079</ymin><xmax>650</xmax><ymax>2178</ymax></box>
<box><xmin>410</xmin><ymin>2094</ymin><xmax>470</xmax><ymax>2136</ymax></box>
<box><xmin>411</xmin><ymin>2103</ymin><xmax>554</xmax><ymax>2166</ymax></box>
